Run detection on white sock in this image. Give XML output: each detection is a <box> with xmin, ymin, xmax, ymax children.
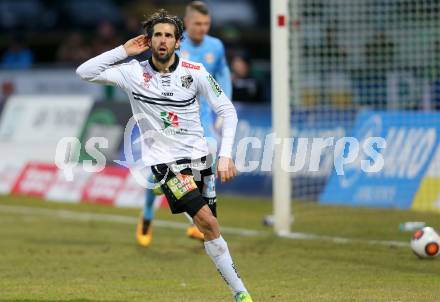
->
<box><xmin>204</xmin><ymin>235</ymin><xmax>247</xmax><ymax>295</ymax></box>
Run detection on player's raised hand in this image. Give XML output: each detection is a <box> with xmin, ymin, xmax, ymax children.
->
<box><xmin>123</xmin><ymin>35</ymin><xmax>149</xmax><ymax>56</ymax></box>
<box><xmin>216</xmin><ymin>156</ymin><xmax>237</xmax><ymax>183</ymax></box>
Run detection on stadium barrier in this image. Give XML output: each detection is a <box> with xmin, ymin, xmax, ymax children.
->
<box><xmin>79</xmin><ymin>101</ymin><xmax>133</xmax><ymax>163</ymax></box>
<box><xmin>0</xmin><ymin>95</ymin><xmax>94</xmax><ymax>163</ymax></box>
<box><xmin>3</xmin><ymin>161</ymin><xmax>167</xmax><ymax>209</ymax></box>
<box><xmin>321</xmin><ymin>111</ymin><xmax>440</xmax><ymax>210</ymax></box>
<box><xmin>0</xmin><ymin>69</ymin><xmax>106</xmax><ymax>99</ymax></box>
<box><xmin>1</xmin><ymin>96</ymin><xmax>439</xmax><ymax>212</ymax></box>
<box><xmin>221</xmin><ymin>104</ymin><xmax>356</xmax><ymax>199</ymax></box>
<box><xmin>412</xmin><ymin>146</ymin><xmax>440</xmax><ymax>213</ymax></box>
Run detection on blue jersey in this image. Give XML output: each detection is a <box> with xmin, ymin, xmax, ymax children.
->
<box><xmin>179</xmin><ymin>32</ymin><xmax>232</xmax><ymax>138</ymax></box>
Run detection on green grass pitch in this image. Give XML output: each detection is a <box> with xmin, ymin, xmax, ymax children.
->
<box><xmin>0</xmin><ymin>194</ymin><xmax>439</xmax><ymax>302</ymax></box>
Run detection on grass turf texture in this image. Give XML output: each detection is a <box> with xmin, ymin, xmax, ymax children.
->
<box><xmin>0</xmin><ymin>195</ymin><xmax>439</xmax><ymax>302</ymax></box>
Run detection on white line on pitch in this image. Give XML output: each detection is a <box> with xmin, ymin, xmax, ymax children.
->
<box><xmin>0</xmin><ymin>204</ymin><xmax>409</xmax><ymax>247</ymax></box>
<box><xmin>278</xmin><ymin>231</ymin><xmax>409</xmax><ymax>247</ymax></box>
<box><xmin>0</xmin><ymin>204</ymin><xmax>261</xmax><ymax>237</ymax></box>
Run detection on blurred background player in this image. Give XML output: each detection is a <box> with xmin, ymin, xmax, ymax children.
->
<box><xmin>137</xmin><ymin>1</ymin><xmax>232</xmax><ymax>247</ymax></box>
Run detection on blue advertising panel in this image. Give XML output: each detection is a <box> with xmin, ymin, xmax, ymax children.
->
<box><xmin>320</xmin><ymin>111</ymin><xmax>440</xmax><ymax>209</ymax></box>
<box><xmin>219</xmin><ymin>104</ymin><xmax>356</xmax><ymax>198</ymax></box>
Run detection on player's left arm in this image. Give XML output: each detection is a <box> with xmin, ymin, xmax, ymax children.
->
<box><xmin>197</xmin><ymin>67</ymin><xmax>238</xmax><ymax>183</ymax></box>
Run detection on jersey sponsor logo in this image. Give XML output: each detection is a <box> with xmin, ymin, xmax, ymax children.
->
<box><xmin>181</xmin><ymin>75</ymin><xmax>193</xmax><ymax>89</ymax></box>
<box><xmin>160</xmin><ymin>111</ymin><xmax>179</xmax><ymax>129</ymax></box>
<box><xmin>162</xmin><ymin>92</ymin><xmax>174</xmax><ymax>97</ymax></box>
<box><xmin>207</xmin><ymin>74</ymin><xmax>222</xmax><ymax>97</ymax></box>
<box><xmin>182</xmin><ymin>61</ymin><xmax>200</xmax><ymax>70</ymax></box>
<box><xmin>160</xmin><ymin>111</ymin><xmax>188</xmax><ymax>135</ymax></box>
<box><xmin>166</xmin><ymin>173</ymin><xmax>197</xmax><ymax>200</ymax></box>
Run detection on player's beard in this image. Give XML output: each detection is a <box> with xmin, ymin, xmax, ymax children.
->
<box><xmin>152</xmin><ymin>48</ymin><xmax>174</xmax><ymax>64</ymax></box>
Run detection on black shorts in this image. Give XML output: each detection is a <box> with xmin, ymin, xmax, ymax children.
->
<box><xmin>151</xmin><ymin>156</ymin><xmax>217</xmax><ymax>217</ymax></box>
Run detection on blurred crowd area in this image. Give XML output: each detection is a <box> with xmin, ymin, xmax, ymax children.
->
<box><xmin>1</xmin><ymin>0</ymin><xmax>440</xmax><ymax>109</ymax></box>
<box><xmin>0</xmin><ymin>0</ymin><xmax>270</xmax><ymax>104</ymax></box>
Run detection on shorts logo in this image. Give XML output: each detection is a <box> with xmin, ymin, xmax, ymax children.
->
<box><xmin>182</xmin><ymin>61</ymin><xmax>200</xmax><ymax>70</ymax></box>
<box><xmin>202</xmin><ymin>175</ymin><xmax>216</xmax><ymax>199</ymax></box>
<box><xmin>160</xmin><ymin>111</ymin><xmax>179</xmax><ymax>129</ymax></box>
<box><xmin>181</xmin><ymin>75</ymin><xmax>193</xmax><ymax>89</ymax></box>
<box><xmin>167</xmin><ymin>174</ymin><xmax>197</xmax><ymax>199</ymax></box>
<box><xmin>207</xmin><ymin>75</ymin><xmax>222</xmax><ymax>97</ymax></box>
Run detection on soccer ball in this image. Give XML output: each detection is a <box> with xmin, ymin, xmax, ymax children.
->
<box><xmin>410</xmin><ymin>226</ymin><xmax>440</xmax><ymax>259</ymax></box>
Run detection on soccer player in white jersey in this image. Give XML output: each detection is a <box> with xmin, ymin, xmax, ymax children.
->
<box><xmin>76</xmin><ymin>9</ymin><xmax>253</xmax><ymax>302</ymax></box>
<box><xmin>137</xmin><ymin>1</ymin><xmax>232</xmax><ymax>246</ymax></box>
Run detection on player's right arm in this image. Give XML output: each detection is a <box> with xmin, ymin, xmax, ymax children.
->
<box><xmin>76</xmin><ymin>35</ymin><xmax>148</xmax><ymax>89</ymax></box>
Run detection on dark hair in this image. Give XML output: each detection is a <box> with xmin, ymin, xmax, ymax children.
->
<box><xmin>142</xmin><ymin>9</ymin><xmax>184</xmax><ymax>41</ymax></box>
<box><xmin>186</xmin><ymin>1</ymin><xmax>210</xmax><ymax>16</ymax></box>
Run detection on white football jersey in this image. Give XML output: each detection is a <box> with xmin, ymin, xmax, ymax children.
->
<box><xmin>76</xmin><ymin>46</ymin><xmax>237</xmax><ymax>166</ymax></box>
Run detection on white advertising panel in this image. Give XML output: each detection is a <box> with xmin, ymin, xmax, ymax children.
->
<box><xmin>0</xmin><ymin>95</ymin><xmax>93</xmax><ymax>162</ymax></box>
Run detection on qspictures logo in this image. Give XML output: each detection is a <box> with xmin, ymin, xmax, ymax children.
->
<box><xmin>160</xmin><ymin>111</ymin><xmax>179</xmax><ymax>129</ymax></box>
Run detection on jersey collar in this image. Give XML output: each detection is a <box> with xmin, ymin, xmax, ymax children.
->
<box><xmin>148</xmin><ymin>54</ymin><xmax>180</xmax><ymax>73</ymax></box>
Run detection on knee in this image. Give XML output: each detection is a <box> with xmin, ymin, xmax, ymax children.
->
<box><xmin>199</xmin><ymin>215</ymin><xmax>217</xmax><ymax>232</ymax></box>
